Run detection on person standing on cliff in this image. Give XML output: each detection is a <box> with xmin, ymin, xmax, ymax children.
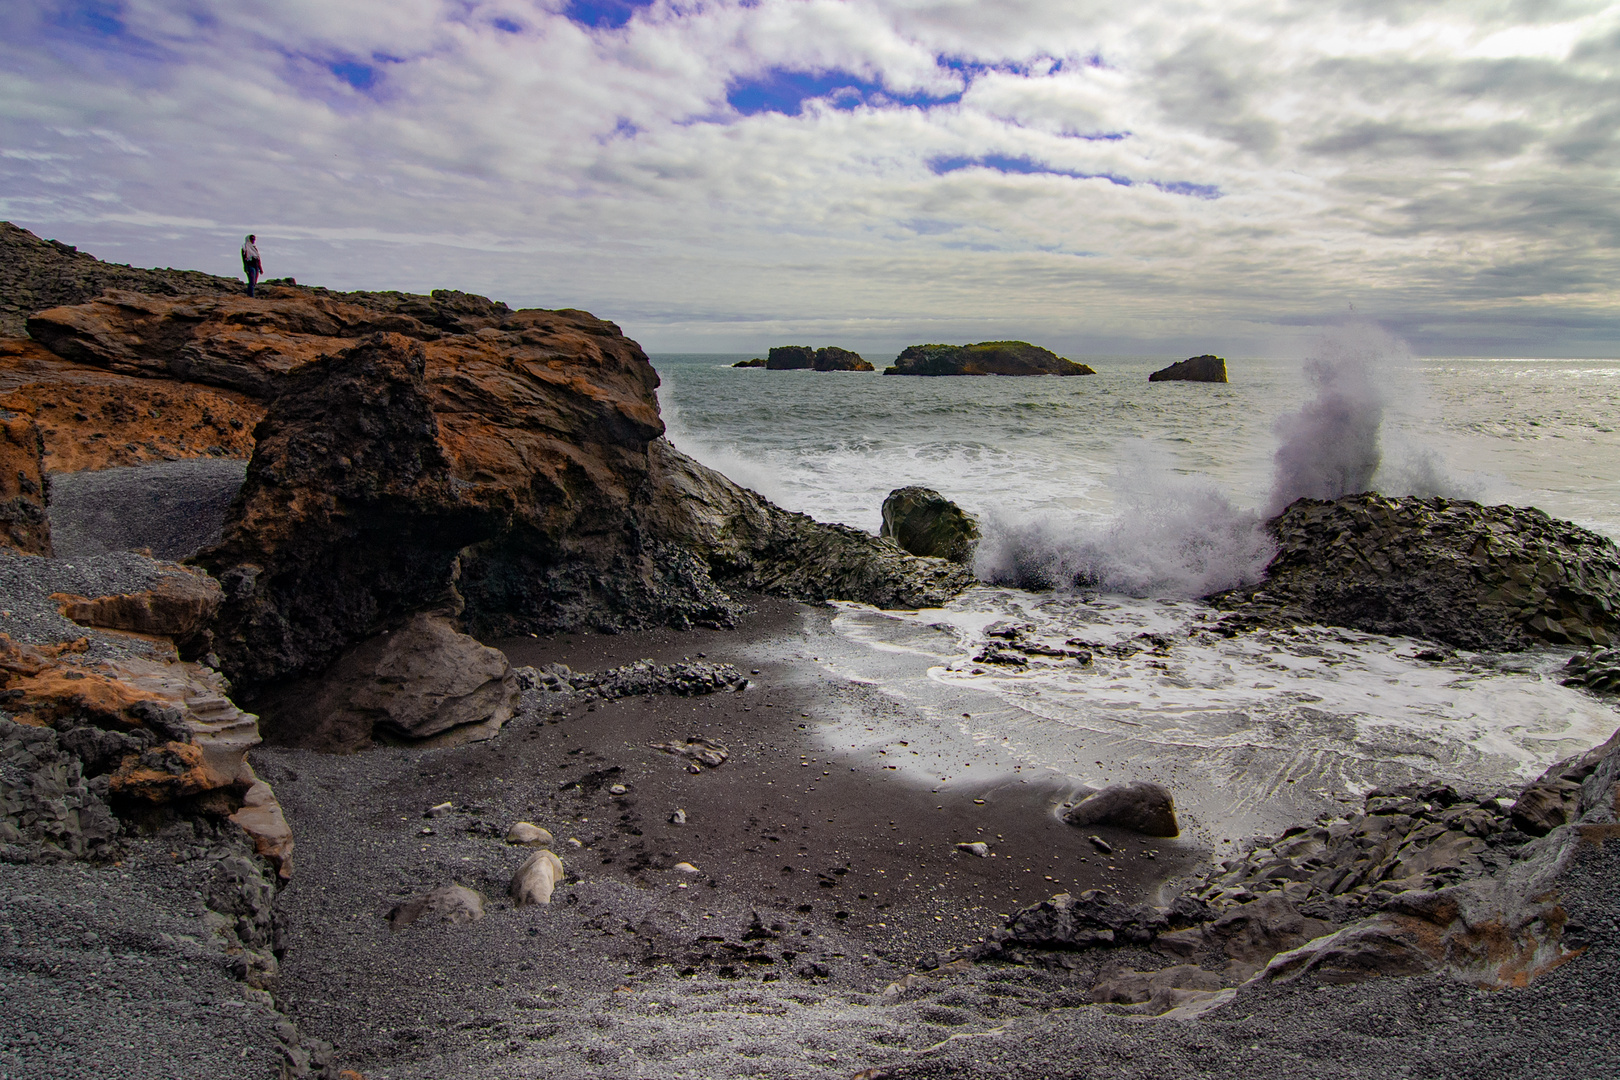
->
<box><xmin>241</xmin><ymin>234</ymin><xmax>263</xmax><ymax>297</ymax></box>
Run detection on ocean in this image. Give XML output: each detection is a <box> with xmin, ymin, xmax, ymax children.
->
<box><xmin>652</xmin><ymin>341</ymin><xmax>1620</xmax><ymax>848</ymax></box>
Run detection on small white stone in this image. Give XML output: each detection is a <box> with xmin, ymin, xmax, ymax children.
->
<box><xmin>510</xmin><ymin>849</ymin><xmax>565</xmax><ymax>906</ymax></box>
<box><xmin>669</xmin><ymin>809</ymin><xmax>687</xmax><ymax>825</ymax></box>
<box><xmin>609</xmin><ymin>784</ymin><xmax>628</xmax><ymax>795</ymax></box>
<box><xmin>956</xmin><ymin>841</ymin><xmax>991</xmax><ymax>858</ymax></box>
<box><xmin>672</xmin><ymin>861</ymin><xmax>700</xmax><ymax>874</ymax></box>
<box><xmin>425</xmin><ymin>801</ymin><xmax>453</xmax><ymax>818</ymax></box>
<box><xmin>565</xmin><ymin>837</ymin><xmax>583</xmax><ymax>849</ymax></box>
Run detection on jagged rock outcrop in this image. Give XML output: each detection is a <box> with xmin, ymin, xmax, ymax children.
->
<box><xmin>885</xmin><ymin>341</ymin><xmax>1096</xmax><ymax>377</ymax></box>
<box><xmin>1149</xmin><ymin>354</ymin><xmax>1228</xmax><ymax>383</ymax></box>
<box><xmin>949</xmin><ymin>731</ymin><xmax>1620</xmax><ymax>1012</ymax></box>
<box><xmin>644</xmin><ymin>440</ymin><xmax>975</xmax><ymax>609</ymax></box>
<box><xmin>765</xmin><ymin>346</ymin><xmax>815</xmax><ymax>370</ymax></box>
<box><xmin>1210</xmin><ymin>494</ymin><xmax>1620</xmax><ymax>650</ymax></box>
<box><xmin>1562</xmin><ymin>647</ymin><xmax>1620</xmax><ymax>694</ymax></box>
<box><xmin>0</xmin><ymin>410</ymin><xmax>50</xmax><ymax>554</ymax></box>
<box><xmin>880</xmin><ymin>486</ymin><xmax>979</xmax><ymax>564</ymax></box>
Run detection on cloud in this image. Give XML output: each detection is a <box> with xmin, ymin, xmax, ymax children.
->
<box><xmin>0</xmin><ymin>0</ymin><xmax>1616</xmax><ymax>356</ymax></box>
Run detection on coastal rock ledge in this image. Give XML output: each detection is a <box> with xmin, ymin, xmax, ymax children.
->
<box><xmin>1148</xmin><ymin>354</ymin><xmax>1228</xmax><ymax>383</ymax></box>
<box><xmin>1210</xmin><ymin>493</ymin><xmax>1620</xmax><ymax>650</ymax></box>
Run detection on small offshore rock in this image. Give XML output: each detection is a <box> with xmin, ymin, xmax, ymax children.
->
<box><xmin>1148</xmin><ymin>355</ymin><xmax>1228</xmax><ymax>383</ymax></box>
<box><xmin>506</xmin><ymin>822</ymin><xmax>554</xmax><ymax>847</ymax></box>
<box><xmin>956</xmin><ymin>841</ymin><xmax>990</xmax><ymax>858</ymax></box>
<box><xmin>388</xmin><ymin>883</ymin><xmax>486</xmax><ymax>928</ymax></box>
<box><xmin>1064</xmin><ymin>781</ymin><xmax>1180</xmax><ymax>837</ymax></box>
<box><xmin>510</xmin><ymin>849</ymin><xmax>565</xmax><ymax>906</ymax></box>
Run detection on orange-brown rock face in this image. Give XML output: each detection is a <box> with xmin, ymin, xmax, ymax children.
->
<box><xmin>0</xmin><ymin>337</ymin><xmax>261</xmax><ymax>471</ymax></box>
<box><xmin>50</xmin><ymin>562</ymin><xmax>223</xmax><ymax>653</ymax></box>
<box><xmin>0</xmin><ymin>408</ymin><xmax>50</xmax><ymax>554</ymax></box>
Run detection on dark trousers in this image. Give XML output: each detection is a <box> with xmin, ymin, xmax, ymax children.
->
<box><xmin>245</xmin><ymin>262</ymin><xmax>260</xmax><ymax>296</ymax></box>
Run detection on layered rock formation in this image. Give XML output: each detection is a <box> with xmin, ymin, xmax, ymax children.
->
<box><xmin>1149</xmin><ymin>354</ymin><xmax>1228</xmax><ymax>383</ymax></box>
<box><xmin>885</xmin><ymin>341</ymin><xmax>1096</xmax><ymax>377</ymax></box>
<box><xmin>1211</xmin><ymin>494</ymin><xmax>1620</xmax><ymax>650</ymax></box>
<box><xmin>880</xmin><ymin>486</ymin><xmax>979</xmax><ymax>564</ymax></box>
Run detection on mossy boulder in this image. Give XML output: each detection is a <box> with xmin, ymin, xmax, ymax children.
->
<box><xmin>885</xmin><ymin>341</ymin><xmax>1095</xmax><ymax>377</ymax></box>
<box><xmin>880</xmin><ymin>487</ymin><xmax>980</xmax><ymax>565</ymax></box>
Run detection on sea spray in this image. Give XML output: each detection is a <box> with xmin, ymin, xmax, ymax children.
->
<box><xmin>975</xmin><ymin>443</ymin><xmax>1273</xmax><ymax>595</ymax></box>
<box><xmin>980</xmin><ymin>324</ymin><xmax>1471</xmax><ymax>598</ymax></box>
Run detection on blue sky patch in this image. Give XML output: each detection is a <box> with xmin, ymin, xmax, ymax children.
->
<box><xmin>728</xmin><ymin>68</ymin><xmax>960</xmax><ymax>116</ymax></box>
<box><xmin>493</xmin><ymin>17</ymin><xmax>523</xmax><ymax>34</ymax></box>
<box><xmin>330</xmin><ymin>60</ymin><xmax>378</xmax><ymax>91</ymax></box>
<box><xmin>565</xmin><ymin>1</ymin><xmax>657</xmax><ymax>30</ymax></box>
<box><xmin>51</xmin><ymin>1</ymin><xmax>126</xmax><ymax>38</ymax></box>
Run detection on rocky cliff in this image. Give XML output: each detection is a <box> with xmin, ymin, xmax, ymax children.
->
<box><xmin>885</xmin><ymin>340</ymin><xmax>1096</xmax><ymax>376</ymax></box>
<box><xmin>1211</xmin><ymin>493</ymin><xmax>1620</xmax><ymax>650</ymax></box>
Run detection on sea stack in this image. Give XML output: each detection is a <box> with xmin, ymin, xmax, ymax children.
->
<box><xmin>1148</xmin><ymin>354</ymin><xmax>1228</xmax><ymax>383</ymax></box>
<box><xmin>885</xmin><ymin>341</ymin><xmax>1095</xmax><ymax>376</ymax></box>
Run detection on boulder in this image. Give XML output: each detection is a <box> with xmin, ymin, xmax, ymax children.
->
<box><xmin>1148</xmin><ymin>355</ymin><xmax>1228</xmax><ymax>383</ymax></box>
<box><xmin>1562</xmin><ymin>647</ymin><xmax>1620</xmax><ymax>694</ymax></box>
<box><xmin>1089</xmin><ymin>963</ymin><xmax>1223</xmax><ymax>1005</ymax></box>
<box><xmin>0</xmin><ymin>411</ymin><xmax>50</xmax><ymax>554</ymax></box>
<box><xmin>510</xmin><ymin>849</ymin><xmax>565</xmax><ymax>906</ymax></box>
<box><xmin>880</xmin><ymin>486</ymin><xmax>979</xmax><ymax>564</ymax></box>
<box><xmin>812</xmin><ymin>347</ymin><xmax>874</xmax><ymax>372</ymax></box>
<box><xmin>765</xmin><ymin>346</ymin><xmax>815</xmax><ymax>370</ymax></box>
<box><xmin>1210</xmin><ymin>494</ymin><xmax>1620</xmax><ymax>650</ymax></box>
<box><xmin>388</xmin><ymin>883</ymin><xmax>486</xmax><ymax>928</ymax></box>
<box><xmin>247</xmin><ymin>613</ymin><xmax>519</xmax><ymax>752</ymax></box>
<box><xmin>1063</xmin><ymin>780</ymin><xmax>1180</xmax><ymax>837</ymax></box>
<box><xmin>884</xmin><ymin>341</ymin><xmax>1096</xmax><ymax>377</ymax></box>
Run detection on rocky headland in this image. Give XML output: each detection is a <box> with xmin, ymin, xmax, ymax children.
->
<box><xmin>885</xmin><ymin>340</ymin><xmax>1096</xmax><ymax>377</ymax></box>
<box><xmin>1148</xmin><ymin>354</ymin><xmax>1228</xmax><ymax>383</ymax></box>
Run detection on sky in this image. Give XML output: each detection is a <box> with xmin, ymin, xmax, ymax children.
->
<box><xmin>2</xmin><ymin>0</ymin><xmax>1618</xmax><ymax>357</ymax></box>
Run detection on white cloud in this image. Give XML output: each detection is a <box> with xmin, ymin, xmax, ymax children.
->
<box><xmin>0</xmin><ymin>0</ymin><xmax>1617</xmax><ymax>356</ymax></box>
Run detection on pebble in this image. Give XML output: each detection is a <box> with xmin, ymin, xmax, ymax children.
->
<box><xmin>424</xmin><ymin>801</ymin><xmax>453</xmax><ymax>818</ymax></box>
<box><xmin>669</xmin><ymin>809</ymin><xmax>687</xmax><ymax>825</ymax></box>
<box><xmin>1088</xmin><ymin>835</ymin><xmax>1113</xmax><ymax>854</ymax></box>
<box><xmin>608</xmin><ymin>784</ymin><xmax>628</xmax><ymax>795</ymax></box>
<box><xmin>956</xmin><ymin>842</ymin><xmax>991</xmax><ymax>858</ymax></box>
<box><xmin>673</xmin><ymin>862</ymin><xmax>700</xmax><ymax>874</ymax></box>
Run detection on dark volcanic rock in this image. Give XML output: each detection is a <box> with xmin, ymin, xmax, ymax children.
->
<box><xmin>196</xmin><ymin>333</ymin><xmax>512</xmax><ymax>686</ymax></box>
<box><xmin>765</xmin><ymin>346</ymin><xmax>815</xmax><ymax>370</ymax></box>
<box><xmin>812</xmin><ymin>347</ymin><xmax>874</xmax><ymax>372</ymax></box>
<box><xmin>732</xmin><ymin>358</ymin><xmax>765</xmax><ymax>368</ymax></box>
<box><xmin>0</xmin><ymin>411</ymin><xmax>51</xmax><ymax>554</ymax></box>
<box><xmin>1149</xmin><ymin>354</ymin><xmax>1228</xmax><ymax>383</ymax></box>
<box><xmin>884</xmin><ymin>341</ymin><xmax>1096</xmax><ymax>377</ymax></box>
<box><xmin>644</xmin><ymin>440</ymin><xmax>976</xmax><ymax>609</ymax></box>
<box><xmin>880</xmin><ymin>486</ymin><xmax>979</xmax><ymax>564</ymax></box>
<box><xmin>1062</xmin><ymin>780</ymin><xmax>1180</xmax><ymax>837</ymax></box>
<box><xmin>1209</xmin><ymin>493</ymin><xmax>1620</xmax><ymax>650</ymax></box>
<box><xmin>1562</xmin><ymin>647</ymin><xmax>1620</xmax><ymax>694</ymax></box>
